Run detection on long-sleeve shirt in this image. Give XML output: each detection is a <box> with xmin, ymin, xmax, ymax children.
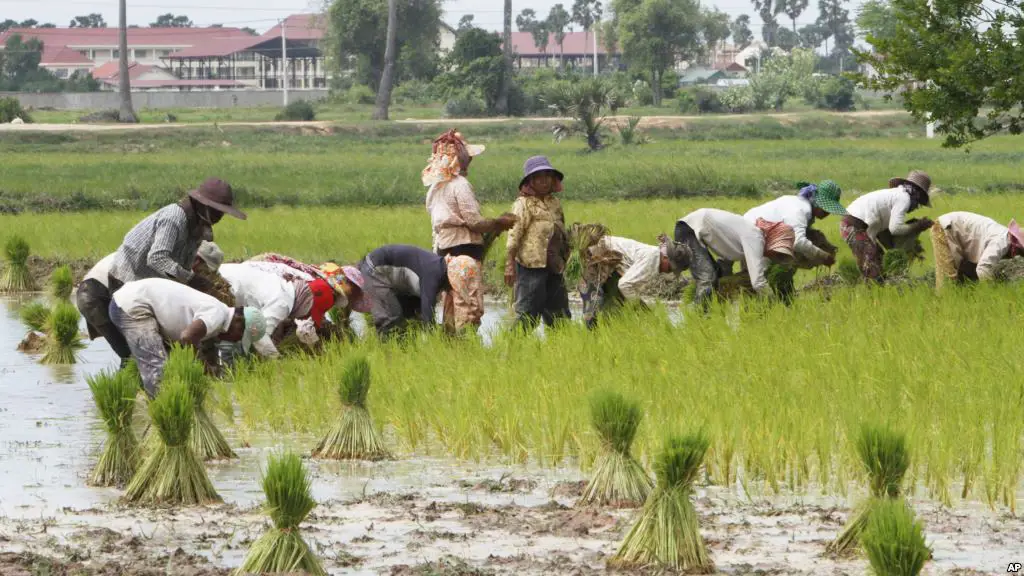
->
<box><xmin>112</xmin><ymin>278</ymin><xmax>233</xmax><ymax>343</ymax></box>
<box><xmin>937</xmin><ymin>212</ymin><xmax>1010</xmax><ymax>280</ymax></box>
<box><xmin>111</xmin><ymin>202</ymin><xmax>205</xmax><ymax>284</ymax></box>
<box><xmin>427</xmin><ymin>176</ymin><xmax>485</xmax><ymax>252</ymax></box>
<box><xmin>682</xmin><ymin>208</ymin><xmax>769</xmax><ymax>293</ymax></box>
<box><xmin>365</xmin><ymin>244</ymin><xmax>448</xmax><ymax>324</ymax></box>
<box><xmin>845</xmin><ymin>187</ymin><xmax>914</xmax><ymax>242</ymax></box>
<box><xmin>506</xmin><ymin>195</ymin><xmax>565</xmax><ymax>269</ymax></box>
<box><xmin>598</xmin><ymin>236</ymin><xmax>662</xmax><ymax>299</ymax></box>
<box><xmin>744</xmin><ymin>196</ymin><xmax>829</xmax><ymax>264</ymax></box>
<box><xmin>219</xmin><ymin>263</ymin><xmax>297</xmax><ymax>357</ymax></box>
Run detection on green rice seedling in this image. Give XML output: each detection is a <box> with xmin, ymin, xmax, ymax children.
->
<box><xmin>828</xmin><ymin>422</ymin><xmax>911</xmax><ymax>556</ymax></box>
<box><xmin>40</xmin><ymin>301</ymin><xmax>84</xmax><ymax>364</ymax></box>
<box><xmin>234</xmin><ymin>452</ymin><xmax>326</xmax><ymax>576</ymax></box>
<box><xmin>19</xmin><ymin>301</ymin><xmax>50</xmax><ymax>333</ymax></box>
<box><xmin>124</xmin><ymin>375</ymin><xmax>221</xmax><ymax>505</ymax></box>
<box><xmin>87</xmin><ymin>369</ymin><xmax>140</xmax><ymax>487</ymax></box>
<box><xmin>837</xmin><ymin>258</ymin><xmax>862</xmax><ymax>285</ymax></box>
<box><xmin>883</xmin><ymin>250</ymin><xmax>913</xmax><ymax>279</ymax></box>
<box><xmin>612</xmin><ymin>432</ymin><xmax>715</xmax><ymax>573</ymax></box>
<box><xmin>1</xmin><ymin>235</ymin><xmax>35</xmax><ymax>292</ymax></box>
<box><xmin>578</xmin><ymin>390</ymin><xmax>653</xmax><ymax>508</ymax></box>
<box><xmin>312</xmin><ymin>355</ymin><xmax>390</xmax><ymax>460</ymax></box>
<box><xmin>861</xmin><ymin>499</ymin><xmax>930</xmax><ymax>576</ymax></box>
<box><xmin>49</xmin><ymin>265</ymin><xmax>73</xmax><ymax>301</ymax></box>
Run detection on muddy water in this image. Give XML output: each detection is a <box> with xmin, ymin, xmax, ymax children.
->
<box><xmin>0</xmin><ymin>296</ymin><xmax>1017</xmax><ymax>575</ymax></box>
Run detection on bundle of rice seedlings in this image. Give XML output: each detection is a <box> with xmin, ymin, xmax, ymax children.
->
<box><xmin>311</xmin><ymin>355</ymin><xmax>390</xmax><ymax>460</ymax></box>
<box><xmin>578</xmin><ymin>391</ymin><xmax>653</xmax><ymax>508</ymax></box>
<box><xmin>882</xmin><ymin>249</ymin><xmax>913</xmax><ymax>279</ymax></box>
<box><xmin>861</xmin><ymin>499</ymin><xmax>930</xmax><ymax>576</ymax></box>
<box><xmin>124</xmin><ymin>375</ymin><xmax>221</xmax><ymax>505</ymax></box>
<box><xmin>50</xmin><ymin>265</ymin><xmax>74</xmax><ymax>301</ymax></box>
<box><xmin>0</xmin><ymin>235</ymin><xmax>35</xmax><ymax>292</ymax></box>
<box><xmin>612</xmin><ymin>432</ymin><xmax>715</xmax><ymax>573</ymax></box>
<box><xmin>40</xmin><ymin>301</ymin><xmax>84</xmax><ymax>364</ymax></box>
<box><xmin>233</xmin><ymin>453</ymin><xmax>326</xmax><ymax>576</ymax></box>
<box><xmin>827</xmin><ymin>423</ymin><xmax>910</xmax><ymax>556</ymax></box>
<box><xmin>565</xmin><ymin>223</ymin><xmax>612</xmax><ymax>288</ymax></box>
<box><xmin>87</xmin><ymin>369</ymin><xmax>139</xmax><ymax>487</ymax></box>
<box><xmin>837</xmin><ymin>258</ymin><xmax>862</xmax><ymax>285</ymax></box>
<box><xmin>993</xmin><ymin>256</ymin><xmax>1024</xmax><ymax>283</ymax></box>
<box><xmin>19</xmin><ymin>301</ymin><xmax>50</xmax><ymax>333</ymax></box>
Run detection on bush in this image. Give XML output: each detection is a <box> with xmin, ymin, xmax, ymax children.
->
<box><xmin>676</xmin><ymin>90</ymin><xmax>697</xmax><ymax>114</ymax></box>
<box><xmin>346</xmin><ymin>85</ymin><xmax>376</xmax><ymax>106</ymax></box>
<box><xmin>631</xmin><ymin>80</ymin><xmax>654</xmax><ymax>106</ymax></box>
<box><xmin>442</xmin><ymin>93</ymin><xmax>487</xmax><ymax>118</ymax></box>
<box><xmin>816</xmin><ymin>76</ymin><xmax>856</xmax><ymax>112</ymax></box>
<box><xmin>275</xmin><ymin>100</ymin><xmax>316</xmax><ymax>122</ymax></box>
<box><xmin>660</xmin><ymin>70</ymin><xmax>680</xmax><ymax>99</ymax></box>
<box><xmin>718</xmin><ymin>85</ymin><xmax>755</xmax><ymax>114</ymax></box>
<box><xmin>392</xmin><ymin>80</ymin><xmax>436</xmax><ymax>106</ymax></box>
<box><xmin>694</xmin><ymin>88</ymin><xmax>723</xmax><ymax>114</ymax></box>
<box><xmin>0</xmin><ymin>97</ymin><xmax>31</xmax><ymax>124</ymax></box>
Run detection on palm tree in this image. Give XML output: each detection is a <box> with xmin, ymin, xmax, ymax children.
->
<box><xmin>372</xmin><ymin>0</ymin><xmax>398</xmax><ymax>120</ymax></box>
<box><xmin>117</xmin><ymin>0</ymin><xmax>137</xmax><ymax>123</ymax></box>
<box><xmin>497</xmin><ymin>0</ymin><xmax>513</xmax><ymax>116</ymax></box>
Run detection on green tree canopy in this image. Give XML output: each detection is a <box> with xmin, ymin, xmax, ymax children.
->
<box><xmin>70</xmin><ymin>13</ymin><xmax>106</xmax><ymax>28</ymax></box>
<box><xmin>150</xmin><ymin>13</ymin><xmax>193</xmax><ymax>27</ymax></box>
<box><xmin>731</xmin><ymin>14</ymin><xmax>754</xmax><ymax>49</ymax></box>
<box><xmin>615</xmin><ymin>0</ymin><xmax>704</xmax><ymax>105</ymax></box>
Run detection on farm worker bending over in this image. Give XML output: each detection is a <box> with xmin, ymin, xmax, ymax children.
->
<box><xmin>931</xmin><ymin>212</ymin><xmax>1024</xmax><ymax>289</ymax></box>
<box><xmin>358</xmin><ymin>244</ymin><xmax>461</xmax><ymax>339</ymax></box>
<box><xmin>505</xmin><ymin>156</ymin><xmax>571</xmax><ymax>330</ymax></box>
<box><xmin>424</xmin><ymin>129</ymin><xmax>516</xmax><ymax>333</ymax></box>
<box><xmin>74</xmin><ymin>253</ymin><xmax>131</xmax><ymax>364</ymax></box>
<box><xmin>109</xmin><ymin>278</ymin><xmax>266</xmax><ymax>398</ymax></box>
<box><xmin>744</xmin><ymin>179</ymin><xmax>847</xmax><ymax>269</ymax></box>
<box><xmin>841</xmin><ymin>170</ymin><xmax>933</xmax><ymax>282</ymax></box>
<box><xmin>673</xmin><ymin>208</ymin><xmax>796</xmax><ymax>309</ymax></box>
<box><xmin>219</xmin><ymin>262</ymin><xmax>317</xmax><ymax>358</ymax></box>
<box><xmin>108</xmin><ymin>177</ymin><xmax>246</xmax><ymax>295</ymax></box>
<box><xmin>190</xmin><ymin>241</ymin><xmax>235</xmax><ymax>307</ymax></box>
<box><xmin>578</xmin><ymin>232</ymin><xmax>681</xmax><ymax>328</ymax></box>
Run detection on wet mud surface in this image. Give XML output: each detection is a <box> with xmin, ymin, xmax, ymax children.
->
<box><xmin>1</xmin><ymin>296</ymin><xmax>1020</xmax><ymax>575</ymax></box>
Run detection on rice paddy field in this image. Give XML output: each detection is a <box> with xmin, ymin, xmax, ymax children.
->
<box><xmin>1</xmin><ymin>114</ymin><xmax>1024</xmax><ymax>575</ymax></box>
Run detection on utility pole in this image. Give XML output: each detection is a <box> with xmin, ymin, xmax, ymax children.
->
<box><xmin>593</xmin><ymin>22</ymin><xmax>599</xmax><ymax>75</ymax></box>
<box><xmin>281</xmin><ymin>19</ymin><xmax>289</xmax><ymax>105</ymax></box>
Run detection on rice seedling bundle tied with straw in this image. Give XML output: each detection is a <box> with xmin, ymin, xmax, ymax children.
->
<box><xmin>578</xmin><ymin>391</ymin><xmax>653</xmax><ymax>508</ymax></box>
<box><xmin>124</xmin><ymin>372</ymin><xmax>221</xmax><ymax>505</ymax></box>
<box><xmin>828</xmin><ymin>423</ymin><xmax>911</xmax><ymax>556</ymax></box>
<box><xmin>613</xmin><ymin>432</ymin><xmax>715</xmax><ymax>573</ymax></box>
<box><xmin>234</xmin><ymin>453</ymin><xmax>326</xmax><ymax>576</ymax></box>
<box><xmin>860</xmin><ymin>499</ymin><xmax>930</xmax><ymax>576</ymax></box>
<box><xmin>155</xmin><ymin>346</ymin><xmax>236</xmax><ymax>461</ymax></box>
<box><xmin>50</xmin><ymin>265</ymin><xmax>73</xmax><ymax>301</ymax></box>
<box><xmin>1</xmin><ymin>235</ymin><xmax>35</xmax><ymax>292</ymax></box>
<box><xmin>40</xmin><ymin>301</ymin><xmax>84</xmax><ymax>364</ymax></box>
<box><xmin>87</xmin><ymin>369</ymin><xmax>139</xmax><ymax>487</ymax></box>
<box><xmin>19</xmin><ymin>301</ymin><xmax>49</xmax><ymax>333</ymax></box>
<box><xmin>312</xmin><ymin>355</ymin><xmax>390</xmax><ymax>460</ymax></box>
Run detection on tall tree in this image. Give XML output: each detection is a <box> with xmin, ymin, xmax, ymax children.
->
<box><xmin>69</xmin><ymin>13</ymin><xmax>107</xmax><ymax>28</ymax></box>
<box><xmin>2</xmin><ymin>35</ymin><xmax>44</xmax><ymax>81</ymax></box>
<box><xmin>776</xmin><ymin>27</ymin><xmax>801</xmax><ymax>49</ymax></box>
<box><xmin>571</xmin><ymin>0</ymin><xmax>603</xmax><ymax>72</ymax></box>
<box><xmin>517</xmin><ymin>8</ymin><xmax>551</xmax><ymax>61</ymax></box>
<box><xmin>150</xmin><ymin>13</ymin><xmax>193</xmax><ymax>28</ymax></box>
<box><xmin>702</xmin><ymin>8</ymin><xmax>731</xmax><ymax>65</ymax></box>
<box><xmin>798</xmin><ymin>23</ymin><xmax>824</xmax><ymax>49</ymax></box>
<box><xmin>118</xmin><ymin>0</ymin><xmax>137</xmax><ymax>123</ymax></box>
<box><xmin>373</xmin><ymin>0</ymin><xmax>398</xmax><ymax>120</ymax></box>
<box><xmin>731</xmin><ymin>14</ymin><xmax>754</xmax><ymax>50</ymax></box>
<box><xmin>752</xmin><ymin>0</ymin><xmax>784</xmax><ymax>46</ymax></box>
<box><xmin>855</xmin><ymin>0</ymin><xmax>896</xmax><ymax>43</ymax></box>
<box><xmin>546</xmin><ymin>4</ymin><xmax>571</xmax><ymax>68</ymax></box>
<box><xmin>497</xmin><ymin>0</ymin><xmax>513</xmax><ymax>115</ymax></box>
<box><xmin>782</xmin><ymin>0</ymin><xmax>809</xmax><ymax>32</ymax></box>
<box><xmin>599</xmin><ymin>19</ymin><xmax>618</xmax><ymax>60</ymax></box>
<box><xmin>815</xmin><ymin>0</ymin><xmax>849</xmax><ymax>55</ymax></box>
<box><xmin>617</xmin><ymin>0</ymin><xmax>704</xmax><ymax>106</ymax></box>
<box><xmin>458</xmin><ymin>14</ymin><xmax>476</xmax><ymax>32</ymax></box>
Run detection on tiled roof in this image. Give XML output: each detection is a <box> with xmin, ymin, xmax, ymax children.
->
<box><xmin>0</xmin><ymin>26</ymin><xmax>253</xmax><ymax>48</ymax></box>
<box><xmin>41</xmin><ymin>45</ymin><xmax>93</xmax><ymax>66</ymax></box>
<box><xmin>261</xmin><ymin>14</ymin><xmax>325</xmax><ymax>42</ymax></box>
<box><xmin>165</xmin><ymin>37</ymin><xmax>264</xmax><ymax>59</ymax></box>
<box><xmin>509</xmin><ymin>31</ymin><xmax>614</xmax><ymax>57</ymax></box>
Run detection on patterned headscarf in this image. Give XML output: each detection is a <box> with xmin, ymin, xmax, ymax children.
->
<box><xmin>421</xmin><ymin>129</ymin><xmax>484</xmax><ymax>189</ymax></box>
<box><xmin>755</xmin><ymin>218</ymin><xmax>795</xmax><ymax>257</ymax></box>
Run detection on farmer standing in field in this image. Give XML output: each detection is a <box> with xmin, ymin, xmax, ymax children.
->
<box><xmin>931</xmin><ymin>212</ymin><xmax>1024</xmax><ymax>289</ymax></box>
<box><xmin>505</xmin><ymin>156</ymin><xmax>571</xmax><ymax>330</ymax></box>
<box><xmin>840</xmin><ymin>170</ymin><xmax>933</xmax><ymax>282</ymax></box>
<box><xmin>672</xmin><ymin>208</ymin><xmax>796</xmax><ymax>308</ymax></box>
<box><xmin>108</xmin><ymin>178</ymin><xmax>246</xmax><ymax>294</ymax></box>
<box><xmin>423</xmin><ymin>129</ymin><xmax>516</xmax><ymax>333</ymax></box>
<box><xmin>108</xmin><ymin>278</ymin><xmax>266</xmax><ymax>398</ymax></box>
<box><xmin>744</xmin><ymin>180</ymin><xmax>847</xmax><ymax>269</ymax></box>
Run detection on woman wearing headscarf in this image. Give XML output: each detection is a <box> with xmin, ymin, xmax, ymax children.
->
<box><xmin>744</xmin><ymin>180</ymin><xmax>847</xmax><ymax>269</ymax></box>
<box><xmin>841</xmin><ymin>170</ymin><xmax>934</xmax><ymax>282</ymax></box>
<box><xmin>931</xmin><ymin>212</ymin><xmax>1024</xmax><ymax>289</ymax></box>
<box><xmin>505</xmin><ymin>156</ymin><xmax>571</xmax><ymax>329</ymax></box>
<box><xmin>219</xmin><ymin>262</ymin><xmax>319</xmax><ymax>358</ymax></box>
<box><xmin>423</xmin><ymin>129</ymin><xmax>516</xmax><ymax>334</ymax></box>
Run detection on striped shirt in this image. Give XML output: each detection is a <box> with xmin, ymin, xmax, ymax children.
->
<box><xmin>111</xmin><ymin>203</ymin><xmax>205</xmax><ymax>284</ymax></box>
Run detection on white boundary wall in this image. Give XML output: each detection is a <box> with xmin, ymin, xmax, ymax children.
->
<box><xmin>0</xmin><ymin>90</ymin><xmax>330</xmax><ymax>110</ymax></box>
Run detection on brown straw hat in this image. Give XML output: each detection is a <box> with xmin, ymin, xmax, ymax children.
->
<box><xmin>188</xmin><ymin>178</ymin><xmax>247</xmax><ymax>220</ymax></box>
<box><xmin>889</xmin><ymin>170</ymin><xmax>932</xmax><ymax>207</ymax></box>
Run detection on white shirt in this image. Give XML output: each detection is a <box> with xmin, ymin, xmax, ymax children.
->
<box><xmin>112</xmin><ymin>278</ymin><xmax>233</xmax><ymax>343</ymax></box>
<box><xmin>219</xmin><ymin>263</ymin><xmax>297</xmax><ymax>358</ymax></box>
<box><xmin>937</xmin><ymin>212</ymin><xmax>1010</xmax><ymax>280</ymax></box>
<box><xmin>246</xmin><ymin>261</ymin><xmax>314</xmax><ymax>282</ymax></box>
<box><xmin>598</xmin><ymin>236</ymin><xmax>661</xmax><ymax>299</ymax></box>
<box><xmin>682</xmin><ymin>208</ymin><xmax>769</xmax><ymax>293</ymax></box>
<box><xmin>846</xmin><ymin>187</ymin><xmax>914</xmax><ymax>242</ymax></box>
<box><xmin>83</xmin><ymin>253</ymin><xmax>117</xmax><ymax>287</ymax></box>
<box><xmin>745</xmin><ymin>196</ymin><xmax>828</xmax><ymax>263</ymax></box>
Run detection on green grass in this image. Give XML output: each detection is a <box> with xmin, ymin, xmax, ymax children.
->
<box><xmin>27</xmin><ymin>102</ymin><xmax>445</xmax><ymax>125</ymax></box>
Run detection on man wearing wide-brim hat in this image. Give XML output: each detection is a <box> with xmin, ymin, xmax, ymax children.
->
<box><xmin>931</xmin><ymin>211</ymin><xmax>1024</xmax><ymax>289</ymax></box>
<box><xmin>110</xmin><ymin>177</ymin><xmax>247</xmax><ymax>295</ymax></box>
<box><xmin>841</xmin><ymin>170</ymin><xmax>934</xmax><ymax>282</ymax></box>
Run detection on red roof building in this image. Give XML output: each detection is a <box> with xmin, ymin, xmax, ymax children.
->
<box><xmin>508</xmin><ymin>31</ymin><xmax>620</xmax><ymax>71</ymax></box>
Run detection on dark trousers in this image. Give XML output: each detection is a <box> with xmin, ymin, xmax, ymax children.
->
<box><xmin>674</xmin><ymin>221</ymin><xmax>720</xmax><ymax>310</ymax></box>
<box><xmin>359</xmin><ymin>260</ymin><xmax>423</xmax><ymax>340</ymax></box>
<box><xmin>514</xmin><ymin>264</ymin><xmax>570</xmax><ymax>330</ymax></box>
<box><xmin>76</xmin><ymin>278</ymin><xmax>131</xmax><ymax>360</ymax></box>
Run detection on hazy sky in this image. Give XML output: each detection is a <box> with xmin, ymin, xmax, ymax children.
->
<box><xmin>1</xmin><ymin>0</ymin><xmax>865</xmax><ymax>39</ymax></box>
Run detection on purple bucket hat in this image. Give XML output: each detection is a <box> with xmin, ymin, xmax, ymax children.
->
<box><xmin>519</xmin><ymin>156</ymin><xmax>564</xmax><ymax>189</ymax></box>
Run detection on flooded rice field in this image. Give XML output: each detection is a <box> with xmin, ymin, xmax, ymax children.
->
<box><xmin>0</xmin><ymin>296</ymin><xmax>1019</xmax><ymax>575</ymax></box>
